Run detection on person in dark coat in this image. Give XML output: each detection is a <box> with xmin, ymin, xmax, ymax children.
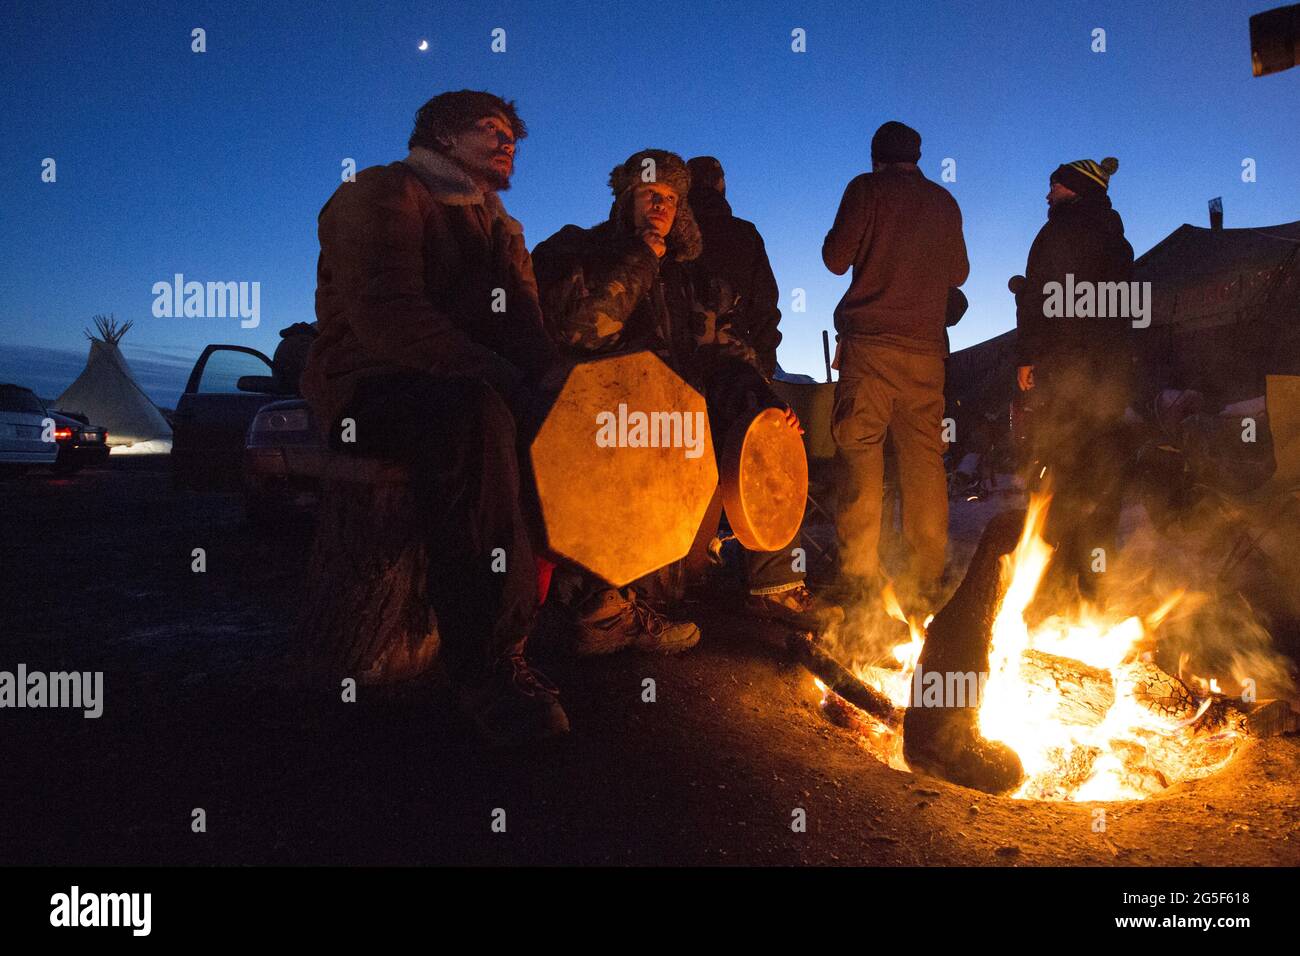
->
<box><xmin>301</xmin><ymin>90</ymin><xmax>569</xmax><ymax>745</ymax></box>
<box><xmin>1014</xmin><ymin>155</ymin><xmax>1135</xmax><ymax>601</ymax></box>
<box><xmin>271</xmin><ymin>321</ymin><xmax>317</xmax><ymax>394</ymax></box>
<box><xmin>823</xmin><ymin>121</ymin><xmax>969</xmax><ymax>615</ymax></box>
<box><xmin>533</xmin><ymin>149</ymin><xmax>842</xmax><ymax>651</ymax></box>
<box><xmin>686</xmin><ymin>156</ymin><xmax>783</xmax><ymax>379</ymax></box>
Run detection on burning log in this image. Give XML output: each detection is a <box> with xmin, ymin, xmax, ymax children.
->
<box><xmin>1019</xmin><ymin>648</ymin><xmax>1116</xmax><ymax>727</ymax></box>
<box><xmin>903</xmin><ymin>509</ymin><xmax>1026</xmax><ymax>794</ymax></box>
<box><xmin>789</xmin><ymin>631</ymin><xmax>902</xmax><ymax>728</ymax></box>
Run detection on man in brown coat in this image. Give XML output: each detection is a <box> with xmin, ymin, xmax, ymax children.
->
<box><xmin>301</xmin><ymin>90</ymin><xmax>568</xmax><ymax>745</ymax></box>
<box><xmin>823</xmin><ymin>121</ymin><xmax>969</xmax><ymax>614</ymax></box>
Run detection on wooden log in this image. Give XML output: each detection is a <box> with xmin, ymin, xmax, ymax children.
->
<box><xmin>290</xmin><ymin>459</ymin><xmax>440</xmax><ymax>686</ymax></box>
<box><xmin>1244</xmin><ymin>699</ymin><xmax>1300</xmax><ymax>737</ymax></box>
<box><xmin>788</xmin><ymin>631</ymin><xmax>902</xmax><ymax>728</ymax></box>
<box><xmin>1018</xmin><ymin>649</ymin><xmax>1116</xmax><ymax>727</ymax></box>
<box><xmin>903</xmin><ymin>509</ymin><xmax>1026</xmax><ymax>794</ymax></box>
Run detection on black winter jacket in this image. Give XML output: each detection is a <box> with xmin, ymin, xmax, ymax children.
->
<box><xmin>688</xmin><ymin>188</ymin><xmax>783</xmax><ymax>377</ymax></box>
<box><xmin>1015</xmin><ymin>194</ymin><xmax>1135</xmax><ymax>368</ymax></box>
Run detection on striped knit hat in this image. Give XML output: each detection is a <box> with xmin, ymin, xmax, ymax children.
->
<box><xmin>1051</xmin><ymin>156</ymin><xmax>1119</xmax><ymax>196</ymax></box>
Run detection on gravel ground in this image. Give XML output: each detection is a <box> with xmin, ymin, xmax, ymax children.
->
<box><xmin>2</xmin><ymin>458</ymin><xmax>1298</xmax><ymax>865</ymax></box>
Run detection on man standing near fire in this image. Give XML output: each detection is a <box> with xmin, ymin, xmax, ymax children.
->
<box><xmin>1013</xmin><ymin>155</ymin><xmax>1134</xmax><ymax>601</ymax></box>
<box><xmin>533</xmin><ymin>149</ymin><xmax>843</xmax><ymax>655</ymax></box>
<box><xmin>301</xmin><ymin>90</ymin><xmax>570</xmax><ymax>746</ymax></box>
<box><xmin>823</xmin><ymin>121</ymin><xmax>969</xmax><ymax>617</ymax></box>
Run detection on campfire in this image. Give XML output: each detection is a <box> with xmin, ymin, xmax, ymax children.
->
<box><xmin>813</xmin><ymin>494</ymin><xmax>1297</xmax><ymax>801</ymax></box>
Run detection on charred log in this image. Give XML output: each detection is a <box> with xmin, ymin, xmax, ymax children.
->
<box><xmin>790</xmin><ymin>631</ymin><xmax>902</xmax><ymax>728</ymax></box>
<box><xmin>903</xmin><ymin>509</ymin><xmax>1025</xmax><ymax>794</ymax></box>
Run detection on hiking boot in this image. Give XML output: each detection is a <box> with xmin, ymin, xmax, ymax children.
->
<box><xmin>745</xmin><ymin>583</ymin><xmax>845</xmax><ymax>633</ymax></box>
<box><xmin>461</xmin><ymin>653</ymin><xmax>570</xmax><ymax>747</ymax></box>
<box><xmin>572</xmin><ymin>588</ymin><xmax>701</xmax><ymax>656</ymax></box>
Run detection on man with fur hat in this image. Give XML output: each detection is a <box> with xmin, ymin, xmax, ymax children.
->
<box><xmin>532</xmin><ymin>149</ymin><xmax>842</xmax><ymax>654</ymax></box>
<box><xmin>301</xmin><ymin>90</ymin><xmax>569</xmax><ymax>746</ymax></box>
<box><xmin>1014</xmin><ymin>155</ymin><xmax>1135</xmax><ymax>601</ymax></box>
<box><xmin>823</xmin><ymin>121</ymin><xmax>969</xmax><ymax>616</ymax></box>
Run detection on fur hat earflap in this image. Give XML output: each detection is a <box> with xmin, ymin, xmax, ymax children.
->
<box><xmin>607</xmin><ymin>148</ymin><xmax>702</xmax><ymax>261</ymax></box>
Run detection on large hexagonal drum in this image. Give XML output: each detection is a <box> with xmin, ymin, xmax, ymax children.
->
<box><xmin>530</xmin><ymin>352</ymin><xmax>718</xmax><ymax>586</ymax></box>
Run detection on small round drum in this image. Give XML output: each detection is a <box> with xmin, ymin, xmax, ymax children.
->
<box><xmin>720</xmin><ymin>407</ymin><xmax>808</xmax><ymax>553</ymax></box>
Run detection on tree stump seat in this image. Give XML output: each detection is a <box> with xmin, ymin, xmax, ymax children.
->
<box><xmin>292</xmin><ymin>453</ymin><xmax>440</xmax><ymax>686</ymax></box>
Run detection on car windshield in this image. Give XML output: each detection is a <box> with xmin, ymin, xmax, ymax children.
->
<box><xmin>0</xmin><ymin>386</ymin><xmax>47</xmax><ymax>414</ymax></box>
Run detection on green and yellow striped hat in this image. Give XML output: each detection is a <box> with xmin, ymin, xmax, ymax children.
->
<box><xmin>1051</xmin><ymin>156</ymin><xmax>1119</xmax><ymax>196</ymax></box>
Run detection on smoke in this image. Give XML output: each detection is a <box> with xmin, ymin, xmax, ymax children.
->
<box><xmin>1098</xmin><ymin>496</ymin><xmax>1298</xmax><ymax>702</ymax></box>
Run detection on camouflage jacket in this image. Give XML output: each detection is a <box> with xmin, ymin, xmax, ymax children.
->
<box><xmin>531</xmin><ymin>220</ymin><xmax>764</xmax><ymax>391</ymax></box>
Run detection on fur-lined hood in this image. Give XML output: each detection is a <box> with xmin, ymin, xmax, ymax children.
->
<box><xmin>401</xmin><ymin>146</ymin><xmax>525</xmax><ymax>237</ymax></box>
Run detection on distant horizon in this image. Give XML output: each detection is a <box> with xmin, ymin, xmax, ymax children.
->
<box><xmin>3</xmin><ymin>0</ymin><xmax>1298</xmax><ymax>389</ymax></box>
<box><xmin>3</xmin><ymin>204</ymin><xmax>1295</xmax><ymax>410</ymax></box>
<box><xmin>0</xmin><ymin>342</ymin><xmax>194</xmax><ymax>409</ymax></box>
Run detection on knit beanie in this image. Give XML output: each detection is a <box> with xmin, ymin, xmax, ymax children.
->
<box><xmin>1051</xmin><ymin>157</ymin><xmax>1119</xmax><ymax>197</ymax></box>
<box><xmin>871</xmin><ymin>121</ymin><xmax>921</xmax><ymax>164</ymax></box>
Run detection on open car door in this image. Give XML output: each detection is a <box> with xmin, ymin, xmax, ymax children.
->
<box><xmin>172</xmin><ymin>344</ymin><xmax>286</xmax><ymax>491</ymax></box>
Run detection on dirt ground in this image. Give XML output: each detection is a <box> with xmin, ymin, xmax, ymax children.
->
<box><xmin>2</xmin><ymin>458</ymin><xmax>1298</xmax><ymax>866</ymax></box>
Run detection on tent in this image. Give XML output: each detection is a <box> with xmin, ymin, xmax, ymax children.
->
<box><xmin>1134</xmin><ymin>219</ymin><xmax>1300</xmax><ymax>403</ymax></box>
<box><xmin>55</xmin><ymin>315</ymin><xmax>173</xmax><ymax>452</ymax></box>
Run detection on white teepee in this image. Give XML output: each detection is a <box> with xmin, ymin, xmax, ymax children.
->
<box><xmin>55</xmin><ymin>315</ymin><xmax>173</xmax><ymax>452</ymax></box>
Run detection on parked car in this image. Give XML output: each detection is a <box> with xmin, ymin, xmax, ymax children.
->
<box><xmin>172</xmin><ymin>334</ymin><xmax>326</xmax><ymax>524</ymax></box>
<box><xmin>47</xmin><ymin>410</ymin><xmax>110</xmax><ymax>474</ymax></box>
<box><xmin>243</xmin><ymin>398</ymin><xmax>326</xmax><ymax>524</ymax></box>
<box><xmin>0</xmin><ymin>383</ymin><xmax>58</xmax><ymax>475</ymax></box>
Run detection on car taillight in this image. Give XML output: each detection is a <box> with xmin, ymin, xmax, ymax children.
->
<box><xmin>54</xmin><ymin>427</ymin><xmax>74</xmax><ymax>442</ymax></box>
<box><xmin>251</xmin><ymin>408</ymin><xmax>311</xmax><ymax>433</ymax></box>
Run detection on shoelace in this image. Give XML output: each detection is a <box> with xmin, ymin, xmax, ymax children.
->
<box><xmin>627</xmin><ymin>598</ymin><xmax>668</xmax><ymax>637</ymax></box>
<box><xmin>788</xmin><ymin>585</ymin><xmax>814</xmax><ymax>610</ymax></box>
<box><xmin>503</xmin><ymin>653</ymin><xmax>559</xmax><ymax>697</ymax></box>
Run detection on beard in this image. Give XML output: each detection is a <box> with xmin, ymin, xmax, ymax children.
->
<box><xmin>480</xmin><ymin>154</ymin><xmax>513</xmax><ymax>191</ymax></box>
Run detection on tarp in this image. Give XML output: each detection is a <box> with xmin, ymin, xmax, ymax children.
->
<box><xmin>1134</xmin><ymin>219</ymin><xmax>1300</xmax><ymax>401</ymax></box>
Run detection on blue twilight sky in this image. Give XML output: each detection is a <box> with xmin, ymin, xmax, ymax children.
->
<box><xmin>1</xmin><ymin>0</ymin><xmax>1297</xmax><ymax>406</ymax></box>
